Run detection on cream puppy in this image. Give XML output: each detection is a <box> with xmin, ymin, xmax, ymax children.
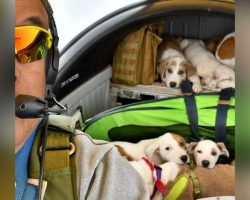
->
<box><xmin>180</xmin><ymin>39</ymin><xmax>235</xmax><ymax>91</ymax></box>
<box><xmin>187</xmin><ymin>140</ymin><xmax>229</xmax><ymax>168</ymax></box>
<box><xmin>157</xmin><ymin>37</ymin><xmax>202</xmax><ymax>92</ymax></box>
<box><xmin>130</xmin><ymin>158</ymin><xmax>180</xmax><ymax>200</ymax></box>
<box><xmin>114</xmin><ymin>132</ymin><xmax>189</xmax><ymax>165</ymax></box>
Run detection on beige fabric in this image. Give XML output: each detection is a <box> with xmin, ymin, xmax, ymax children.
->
<box><xmin>73</xmin><ymin>130</ymin><xmax>150</xmax><ymax>200</ymax></box>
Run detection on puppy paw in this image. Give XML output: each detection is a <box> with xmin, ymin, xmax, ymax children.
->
<box><xmin>192</xmin><ymin>83</ymin><xmax>202</xmax><ymax>93</ymax></box>
<box><xmin>206</xmin><ymin>79</ymin><xmax>218</xmax><ymax>89</ymax></box>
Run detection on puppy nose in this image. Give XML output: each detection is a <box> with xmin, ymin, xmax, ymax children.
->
<box><xmin>202</xmin><ymin>160</ymin><xmax>210</xmax><ymax>168</ymax></box>
<box><xmin>170</xmin><ymin>82</ymin><xmax>177</xmax><ymax>88</ymax></box>
<box><xmin>180</xmin><ymin>155</ymin><xmax>188</xmax><ymax>163</ymax></box>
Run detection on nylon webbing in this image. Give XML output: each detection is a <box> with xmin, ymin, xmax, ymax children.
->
<box><xmin>188</xmin><ymin>170</ymin><xmax>201</xmax><ymax>199</ymax></box>
<box><xmin>181</xmin><ymin>81</ymin><xmax>200</xmax><ymax>141</ymax></box>
<box><xmin>43</xmin><ymin>130</ymin><xmax>70</xmax><ymax>170</ymax></box>
<box><xmin>215</xmin><ymin>87</ymin><xmax>235</xmax><ymax>143</ymax></box>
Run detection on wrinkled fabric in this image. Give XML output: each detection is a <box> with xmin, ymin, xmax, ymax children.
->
<box><xmin>74</xmin><ymin>130</ymin><xmax>150</xmax><ymax>200</ymax></box>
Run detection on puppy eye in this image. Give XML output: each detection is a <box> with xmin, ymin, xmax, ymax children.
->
<box><xmin>178</xmin><ymin>70</ymin><xmax>184</xmax><ymax>75</ymax></box>
<box><xmin>211</xmin><ymin>152</ymin><xmax>217</xmax><ymax>156</ymax></box>
<box><xmin>167</xmin><ymin>68</ymin><xmax>172</xmax><ymax>73</ymax></box>
<box><xmin>197</xmin><ymin>150</ymin><xmax>202</xmax><ymax>153</ymax></box>
<box><xmin>165</xmin><ymin>147</ymin><xmax>170</xmax><ymax>151</ymax></box>
<box><xmin>179</xmin><ymin>142</ymin><xmax>184</xmax><ymax>147</ymax></box>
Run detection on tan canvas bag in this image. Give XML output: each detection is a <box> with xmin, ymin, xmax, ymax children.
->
<box><xmin>112</xmin><ymin>25</ymin><xmax>162</xmax><ymax>85</ymax></box>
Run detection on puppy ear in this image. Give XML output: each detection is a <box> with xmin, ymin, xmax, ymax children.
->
<box><xmin>157</xmin><ymin>60</ymin><xmax>168</xmax><ymax>80</ymax></box>
<box><xmin>145</xmin><ymin>142</ymin><xmax>160</xmax><ymax>161</ymax></box>
<box><xmin>187</xmin><ymin>142</ymin><xmax>197</xmax><ymax>154</ymax></box>
<box><xmin>217</xmin><ymin>142</ymin><xmax>230</xmax><ymax>158</ymax></box>
<box><xmin>184</xmin><ymin>62</ymin><xmax>196</xmax><ymax>78</ymax></box>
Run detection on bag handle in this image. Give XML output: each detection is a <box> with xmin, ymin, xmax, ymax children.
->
<box><xmin>180</xmin><ymin>80</ymin><xmax>200</xmax><ymax>141</ymax></box>
<box><xmin>215</xmin><ymin>87</ymin><xmax>235</xmax><ymax>143</ymax></box>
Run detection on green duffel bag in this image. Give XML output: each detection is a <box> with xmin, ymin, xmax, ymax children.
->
<box><xmin>83</xmin><ymin>81</ymin><xmax>235</xmax><ymax>156</ymax></box>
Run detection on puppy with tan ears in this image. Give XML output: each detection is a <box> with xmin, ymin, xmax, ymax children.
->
<box><xmin>180</xmin><ymin>38</ymin><xmax>235</xmax><ymax>91</ymax></box>
<box><xmin>157</xmin><ymin>36</ymin><xmax>202</xmax><ymax>92</ymax></box>
<box><xmin>114</xmin><ymin>132</ymin><xmax>189</xmax><ymax>165</ymax></box>
<box><xmin>129</xmin><ymin>158</ymin><xmax>180</xmax><ymax>200</ymax></box>
<box><xmin>187</xmin><ymin>140</ymin><xmax>229</xmax><ymax>168</ymax></box>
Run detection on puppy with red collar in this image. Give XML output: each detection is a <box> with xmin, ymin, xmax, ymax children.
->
<box><xmin>114</xmin><ymin>132</ymin><xmax>189</xmax><ymax>165</ymax></box>
<box><xmin>129</xmin><ymin>157</ymin><xmax>180</xmax><ymax>200</ymax></box>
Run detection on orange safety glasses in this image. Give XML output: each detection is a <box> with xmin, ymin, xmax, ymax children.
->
<box><xmin>15</xmin><ymin>26</ymin><xmax>53</xmax><ymax>64</ymax></box>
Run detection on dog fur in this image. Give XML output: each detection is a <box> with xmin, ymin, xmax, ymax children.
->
<box><xmin>180</xmin><ymin>38</ymin><xmax>235</xmax><ymax>91</ymax></box>
<box><xmin>130</xmin><ymin>158</ymin><xmax>180</xmax><ymax>200</ymax></box>
<box><xmin>157</xmin><ymin>36</ymin><xmax>202</xmax><ymax>92</ymax></box>
<box><xmin>178</xmin><ymin>164</ymin><xmax>235</xmax><ymax>200</ymax></box>
<box><xmin>114</xmin><ymin>132</ymin><xmax>189</xmax><ymax>165</ymax></box>
<box><xmin>187</xmin><ymin>140</ymin><xmax>230</xmax><ymax>169</ymax></box>
<box><xmin>215</xmin><ymin>32</ymin><xmax>235</xmax><ymax>69</ymax></box>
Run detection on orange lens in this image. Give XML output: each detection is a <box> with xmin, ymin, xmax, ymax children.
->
<box><xmin>15</xmin><ymin>26</ymin><xmax>52</xmax><ymax>63</ymax></box>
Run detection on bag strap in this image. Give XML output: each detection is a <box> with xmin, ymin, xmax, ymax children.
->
<box><xmin>181</xmin><ymin>80</ymin><xmax>200</xmax><ymax>141</ymax></box>
<box><xmin>215</xmin><ymin>87</ymin><xmax>235</xmax><ymax>143</ymax></box>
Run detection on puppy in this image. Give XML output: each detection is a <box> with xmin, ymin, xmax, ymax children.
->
<box><xmin>157</xmin><ymin>36</ymin><xmax>202</xmax><ymax>92</ymax></box>
<box><xmin>215</xmin><ymin>32</ymin><xmax>235</xmax><ymax>69</ymax></box>
<box><xmin>180</xmin><ymin>38</ymin><xmax>235</xmax><ymax>90</ymax></box>
<box><xmin>114</xmin><ymin>132</ymin><xmax>189</xmax><ymax>165</ymax></box>
<box><xmin>130</xmin><ymin>158</ymin><xmax>180</xmax><ymax>200</ymax></box>
<box><xmin>187</xmin><ymin>140</ymin><xmax>229</xmax><ymax>168</ymax></box>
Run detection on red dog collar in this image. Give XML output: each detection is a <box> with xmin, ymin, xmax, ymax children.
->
<box><xmin>142</xmin><ymin>157</ymin><xmax>169</xmax><ymax>198</ymax></box>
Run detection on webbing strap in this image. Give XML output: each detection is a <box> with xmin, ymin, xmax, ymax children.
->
<box><xmin>181</xmin><ymin>80</ymin><xmax>200</xmax><ymax>141</ymax></box>
<box><xmin>215</xmin><ymin>87</ymin><xmax>235</xmax><ymax>143</ymax></box>
<box><xmin>44</xmin><ymin>132</ymin><xmax>70</xmax><ymax>170</ymax></box>
<box><xmin>28</xmin><ymin>123</ymin><xmax>77</xmax><ymax>200</ymax></box>
<box><xmin>188</xmin><ymin>170</ymin><xmax>201</xmax><ymax>199</ymax></box>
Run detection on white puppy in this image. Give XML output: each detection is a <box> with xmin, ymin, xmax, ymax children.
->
<box><xmin>114</xmin><ymin>132</ymin><xmax>189</xmax><ymax>165</ymax></box>
<box><xmin>180</xmin><ymin>39</ymin><xmax>235</xmax><ymax>90</ymax></box>
<box><xmin>187</xmin><ymin>140</ymin><xmax>229</xmax><ymax>168</ymax></box>
<box><xmin>130</xmin><ymin>158</ymin><xmax>179</xmax><ymax>200</ymax></box>
<box><xmin>157</xmin><ymin>37</ymin><xmax>202</xmax><ymax>92</ymax></box>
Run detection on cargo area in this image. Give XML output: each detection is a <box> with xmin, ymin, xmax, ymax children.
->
<box><xmin>54</xmin><ymin>2</ymin><xmax>234</xmax><ymax>118</ymax></box>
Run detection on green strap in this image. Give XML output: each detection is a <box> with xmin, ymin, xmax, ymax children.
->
<box><xmin>29</xmin><ymin>125</ymin><xmax>77</xmax><ymax>200</ymax></box>
<box><xmin>44</xmin><ymin>132</ymin><xmax>70</xmax><ymax>170</ymax></box>
<box><xmin>188</xmin><ymin>170</ymin><xmax>201</xmax><ymax>199</ymax></box>
<box><xmin>163</xmin><ymin>174</ymin><xmax>189</xmax><ymax>200</ymax></box>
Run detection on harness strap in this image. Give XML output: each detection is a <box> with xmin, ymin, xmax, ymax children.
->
<box><xmin>215</xmin><ymin>87</ymin><xmax>235</xmax><ymax>143</ymax></box>
<box><xmin>154</xmin><ymin>166</ymin><xmax>168</xmax><ymax>196</ymax></box>
<box><xmin>29</xmin><ymin>124</ymin><xmax>77</xmax><ymax>200</ymax></box>
<box><xmin>181</xmin><ymin>80</ymin><xmax>200</xmax><ymax>141</ymax></box>
<box><xmin>142</xmin><ymin>157</ymin><xmax>168</xmax><ymax>199</ymax></box>
<box><xmin>142</xmin><ymin>157</ymin><xmax>154</xmax><ymax>172</ymax></box>
<box><xmin>43</xmin><ymin>132</ymin><xmax>70</xmax><ymax>170</ymax></box>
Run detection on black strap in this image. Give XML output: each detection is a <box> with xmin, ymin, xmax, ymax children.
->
<box><xmin>215</xmin><ymin>87</ymin><xmax>235</xmax><ymax>143</ymax></box>
<box><xmin>181</xmin><ymin>81</ymin><xmax>200</xmax><ymax>141</ymax></box>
